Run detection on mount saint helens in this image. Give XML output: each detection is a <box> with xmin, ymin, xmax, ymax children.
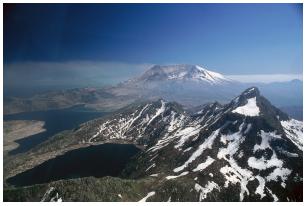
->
<box><xmin>4</xmin><ymin>65</ymin><xmax>302</xmax><ymax>120</ymax></box>
<box><xmin>4</xmin><ymin>87</ymin><xmax>303</xmax><ymax>201</ymax></box>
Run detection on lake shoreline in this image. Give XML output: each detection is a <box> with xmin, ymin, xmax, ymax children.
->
<box><xmin>4</xmin><ymin>139</ymin><xmax>146</xmax><ymax>186</ymax></box>
<box><xmin>4</xmin><ymin>105</ymin><xmax>108</xmax><ymax>155</ymax></box>
<box><xmin>4</xmin><ymin>120</ymin><xmax>46</xmax><ymax>153</ymax></box>
<box><xmin>5</xmin><ymin>143</ymin><xmax>142</xmax><ymax>187</ymax></box>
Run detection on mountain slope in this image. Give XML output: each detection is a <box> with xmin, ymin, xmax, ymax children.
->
<box><xmin>5</xmin><ymin>87</ymin><xmax>302</xmax><ymax>202</ymax></box>
<box><xmin>119</xmin><ymin>87</ymin><xmax>303</xmax><ymax>201</ymax></box>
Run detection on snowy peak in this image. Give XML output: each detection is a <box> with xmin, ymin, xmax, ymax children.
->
<box><xmin>231</xmin><ymin>87</ymin><xmax>261</xmax><ymax>117</ymax></box>
<box><xmin>119</xmin><ymin>88</ymin><xmax>302</xmax><ymax>202</ymax></box>
<box><xmin>75</xmin><ymin>87</ymin><xmax>302</xmax><ymax>202</ymax></box>
<box><xmin>233</xmin><ymin>87</ymin><xmax>260</xmax><ymax>104</ymax></box>
<box><xmin>138</xmin><ymin>64</ymin><xmax>233</xmax><ymax>85</ymax></box>
<box><xmin>194</xmin><ymin>65</ymin><xmax>229</xmax><ymax>83</ymax></box>
<box><xmin>240</xmin><ymin>87</ymin><xmax>260</xmax><ymax>98</ymax></box>
<box><xmin>232</xmin><ymin>96</ymin><xmax>260</xmax><ymax>117</ymax></box>
<box><xmin>229</xmin><ymin>87</ymin><xmax>289</xmax><ymax>120</ymax></box>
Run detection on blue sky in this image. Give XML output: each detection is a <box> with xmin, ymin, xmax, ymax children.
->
<box><xmin>4</xmin><ymin>3</ymin><xmax>303</xmax><ymax>90</ymax></box>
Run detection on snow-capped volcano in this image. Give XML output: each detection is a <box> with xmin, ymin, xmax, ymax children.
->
<box><xmin>109</xmin><ymin>64</ymin><xmax>240</xmax><ymax>106</ymax></box>
<box><xmin>136</xmin><ymin>64</ymin><xmax>233</xmax><ymax>85</ymax></box>
<box><xmin>108</xmin><ymin>64</ymin><xmax>301</xmax><ymax>116</ymax></box>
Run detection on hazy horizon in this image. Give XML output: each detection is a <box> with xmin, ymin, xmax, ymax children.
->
<box><xmin>4</xmin><ymin>4</ymin><xmax>302</xmax><ymax>93</ymax></box>
<box><xmin>4</xmin><ymin>61</ymin><xmax>303</xmax><ymax>95</ymax></box>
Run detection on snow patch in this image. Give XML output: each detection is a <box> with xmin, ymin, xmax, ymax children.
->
<box><xmin>266</xmin><ymin>188</ymin><xmax>279</xmax><ymax>201</ymax></box>
<box><xmin>238</xmin><ymin>151</ymin><xmax>244</xmax><ymax>158</ymax></box>
<box><xmin>192</xmin><ymin>156</ymin><xmax>215</xmax><ymax>172</ymax></box>
<box><xmin>281</xmin><ymin>119</ymin><xmax>303</xmax><ymax>151</ymax></box>
<box><xmin>147</xmin><ymin>100</ymin><xmax>166</xmax><ymax>125</ymax></box>
<box><xmin>139</xmin><ymin>191</ymin><xmax>156</xmax><ymax>202</ymax></box>
<box><xmin>183</xmin><ymin>147</ymin><xmax>192</xmax><ymax>153</ymax></box>
<box><xmin>255</xmin><ymin>176</ymin><xmax>266</xmax><ymax>199</ymax></box>
<box><xmin>41</xmin><ymin>187</ymin><xmax>55</xmax><ymax>202</ymax></box>
<box><xmin>232</xmin><ymin>97</ymin><xmax>260</xmax><ymax>116</ymax></box>
<box><xmin>145</xmin><ymin>163</ymin><xmax>156</xmax><ymax>172</ymax></box>
<box><xmin>88</xmin><ymin>103</ymin><xmax>152</xmax><ymax>142</ymax></box>
<box><xmin>220</xmin><ymin>166</ymin><xmax>240</xmax><ymax>187</ymax></box>
<box><xmin>174</xmin><ymin>125</ymin><xmax>202</xmax><ymax>149</ymax></box>
<box><xmin>247</xmin><ymin>152</ymin><xmax>283</xmax><ymax>170</ymax></box>
<box><xmin>266</xmin><ymin>167</ymin><xmax>291</xmax><ymax>183</ymax></box>
<box><xmin>50</xmin><ymin>193</ymin><xmax>62</xmax><ymax>202</ymax></box>
<box><xmin>253</xmin><ymin>130</ymin><xmax>282</xmax><ymax>152</ymax></box>
<box><xmin>217</xmin><ymin>123</ymin><xmax>254</xmax><ymax>201</ymax></box>
<box><xmin>194</xmin><ymin>181</ymin><xmax>220</xmax><ymax>201</ymax></box>
<box><xmin>166</xmin><ymin>171</ymin><xmax>189</xmax><ymax>180</ymax></box>
<box><xmin>173</xmin><ymin>129</ymin><xmax>220</xmax><ymax>173</ymax></box>
<box><xmin>168</xmin><ymin>112</ymin><xmax>186</xmax><ymax>132</ymax></box>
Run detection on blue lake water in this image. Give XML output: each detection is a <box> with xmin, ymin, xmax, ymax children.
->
<box><xmin>7</xmin><ymin>143</ymin><xmax>141</xmax><ymax>187</ymax></box>
<box><xmin>4</xmin><ymin>105</ymin><xmax>108</xmax><ymax>155</ymax></box>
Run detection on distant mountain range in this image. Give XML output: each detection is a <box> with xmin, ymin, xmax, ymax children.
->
<box><xmin>4</xmin><ymin>64</ymin><xmax>302</xmax><ymax>120</ymax></box>
<box><xmin>4</xmin><ymin>87</ymin><xmax>303</xmax><ymax>201</ymax></box>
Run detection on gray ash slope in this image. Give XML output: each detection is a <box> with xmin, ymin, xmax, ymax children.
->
<box><xmin>78</xmin><ymin>87</ymin><xmax>302</xmax><ymax>201</ymax></box>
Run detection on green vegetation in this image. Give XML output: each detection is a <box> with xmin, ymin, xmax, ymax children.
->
<box><xmin>4</xmin><ymin>176</ymin><xmax>157</xmax><ymax>202</ymax></box>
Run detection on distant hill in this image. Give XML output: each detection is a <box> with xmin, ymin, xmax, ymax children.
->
<box><xmin>4</xmin><ymin>64</ymin><xmax>302</xmax><ymax>118</ymax></box>
<box><xmin>280</xmin><ymin>106</ymin><xmax>303</xmax><ymax>121</ymax></box>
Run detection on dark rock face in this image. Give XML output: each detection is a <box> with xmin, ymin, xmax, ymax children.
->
<box><xmin>5</xmin><ymin>87</ymin><xmax>302</xmax><ymax>202</ymax></box>
<box><xmin>76</xmin><ymin>87</ymin><xmax>302</xmax><ymax>201</ymax></box>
